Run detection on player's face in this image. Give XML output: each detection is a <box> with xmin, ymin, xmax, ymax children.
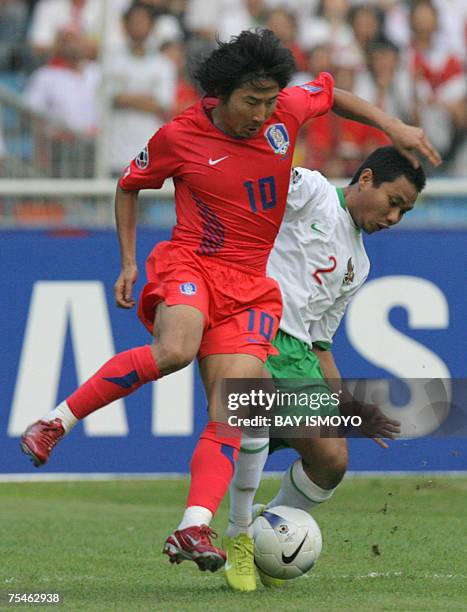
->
<box><xmin>353</xmin><ymin>170</ymin><xmax>418</xmax><ymax>234</ymax></box>
<box><xmin>215</xmin><ymin>79</ymin><xmax>281</xmax><ymax>139</ymax></box>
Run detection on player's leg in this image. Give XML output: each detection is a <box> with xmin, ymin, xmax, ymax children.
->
<box><xmin>227</xmin><ymin>366</ymin><xmax>272</xmax><ymax>537</ymax></box>
<box><xmin>250</xmin><ymin>436</ymin><xmax>347</xmax><ymax>588</ymax></box>
<box><xmin>267</xmin><ymin>436</ymin><xmax>348</xmax><ymax>510</ymax></box>
<box><xmin>227</xmin><ymin>432</ymin><xmax>270</xmax><ymax>538</ymax></box>
<box><xmin>163</xmin><ymin>353</ymin><xmax>267</xmax><ymax>577</ymax></box>
<box><xmin>20</xmin><ymin>302</ymin><xmax>205</xmax><ymax>467</ymax></box>
<box><xmin>164</xmin><ymin>266</ymin><xmax>282</xmax><ymax>581</ymax></box>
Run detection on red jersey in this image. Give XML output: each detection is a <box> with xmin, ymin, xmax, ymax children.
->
<box><xmin>120</xmin><ymin>72</ymin><xmax>334</xmax><ymax>274</ymax></box>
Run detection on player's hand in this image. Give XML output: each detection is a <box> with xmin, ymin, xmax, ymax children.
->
<box><xmin>355</xmin><ymin>402</ymin><xmax>401</xmax><ymax>449</ymax></box>
<box><xmin>114</xmin><ymin>264</ymin><xmax>138</xmax><ymax>309</ymax></box>
<box><xmin>385</xmin><ymin>117</ymin><xmax>442</xmax><ymax>168</ymax></box>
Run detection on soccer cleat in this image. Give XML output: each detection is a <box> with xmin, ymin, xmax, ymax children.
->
<box><xmin>20</xmin><ymin>419</ymin><xmax>65</xmax><ymax>467</ymax></box>
<box><xmin>252</xmin><ymin>504</ymin><xmax>285</xmax><ymax>588</ymax></box>
<box><xmin>163</xmin><ymin>525</ymin><xmax>226</xmax><ymax>572</ymax></box>
<box><xmin>223</xmin><ymin>532</ymin><xmax>256</xmax><ymax>591</ymax></box>
<box><xmin>256</xmin><ymin>566</ymin><xmax>286</xmax><ymax>588</ymax></box>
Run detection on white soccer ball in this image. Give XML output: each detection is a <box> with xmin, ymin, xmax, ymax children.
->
<box><xmin>253</xmin><ymin>506</ymin><xmax>322</xmax><ymax>580</ymax></box>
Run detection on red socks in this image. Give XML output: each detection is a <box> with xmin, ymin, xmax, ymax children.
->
<box><xmin>186</xmin><ymin>421</ymin><xmax>241</xmax><ymax>514</ymax></box>
<box><xmin>67</xmin><ymin>345</ymin><xmax>160</xmax><ymax>419</ymax></box>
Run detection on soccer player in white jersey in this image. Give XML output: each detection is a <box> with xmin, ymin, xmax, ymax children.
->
<box><xmin>223</xmin><ymin>146</ymin><xmax>427</xmax><ymax>590</ymax></box>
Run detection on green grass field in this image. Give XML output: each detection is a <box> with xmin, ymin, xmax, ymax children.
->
<box><xmin>0</xmin><ymin>477</ymin><xmax>466</xmax><ymax>611</ymax></box>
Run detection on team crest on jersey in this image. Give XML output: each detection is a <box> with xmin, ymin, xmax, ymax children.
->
<box><xmin>343</xmin><ymin>258</ymin><xmax>355</xmax><ymax>285</ymax></box>
<box><xmin>265</xmin><ymin>123</ymin><xmax>290</xmax><ymax>155</ymax></box>
<box><xmin>180</xmin><ymin>282</ymin><xmax>197</xmax><ymax>296</ymax></box>
<box><xmin>291</xmin><ymin>168</ymin><xmax>302</xmax><ymax>184</ymax></box>
<box><xmin>135</xmin><ymin>145</ymin><xmax>149</xmax><ymax>170</ymax></box>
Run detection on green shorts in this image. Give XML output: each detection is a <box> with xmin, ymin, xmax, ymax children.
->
<box><xmin>266</xmin><ymin>329</ymin><xmax>341</xmax><ymax>454</ymax></box>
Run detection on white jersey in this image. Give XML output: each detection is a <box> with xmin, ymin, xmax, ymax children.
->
<box><xmin>267</xmin><ymin>168</ymin><xmax>370</xmax><ymax>349</ymax></box>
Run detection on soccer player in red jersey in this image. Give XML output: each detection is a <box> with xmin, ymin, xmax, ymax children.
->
<box><xmin>21</xmin><ymin>30</ymin><xmax>441</xmax><ymax>579</ymax></box>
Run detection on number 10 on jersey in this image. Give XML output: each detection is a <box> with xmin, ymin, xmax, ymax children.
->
<box><xmin>244</xmin><ymin>176</ymin><xmax>277</xmax><ymax>212</ymax></box>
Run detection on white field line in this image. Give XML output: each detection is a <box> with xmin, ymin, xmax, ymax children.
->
<box><xmin>0</xmin><ymin>471</ymin><xmax>465</xmax><ymax>483</ymax></box>
<box><xmin>300</xmin><ymin>571</ymin><xmax>464</xmax><ymax>580</ymax></box>
<box><xmin>4</xmin><ymin>572</ymin><xmax>465</xmax><ymax>584</ymax></box>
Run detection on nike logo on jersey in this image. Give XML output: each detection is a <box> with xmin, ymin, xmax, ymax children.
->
<box><xmin>281</xmin><ymin>533</ymin><xmax>308</xmax><ymax>564</ymax></box>
<box><xmin>209</xmin><ymin>155</ymin><xmax>230</xmax><ymax>166</ymax></box>
<box><xmin>310</xmin><ymin>223</ymin><xmax>326</xmax><ymax>236</ymax></box>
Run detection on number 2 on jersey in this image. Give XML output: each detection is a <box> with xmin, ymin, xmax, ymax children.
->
<box><xmin>244</xmin><ymin>176</ymin><xmax>277</xmax><ymax>213</ymax></box>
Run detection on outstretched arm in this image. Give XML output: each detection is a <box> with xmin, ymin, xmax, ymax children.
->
<box><xmin>114</xmin><ymin>184</ymin><xmax>139</xmax><ymax>309</ymax></box>
<box><xmin>332</xmin><ymin>88</ymin><xmax>442</xmax><ymax>168</ymax></box>
<box><xmin>312</xmin><ymin>347</ymin><xmax>401</xmax><ymax>448</ymax></box>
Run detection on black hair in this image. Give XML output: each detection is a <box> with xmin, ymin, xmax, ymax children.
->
<box><xmin>194</xmin><ymin>29</ymin><xmax>296</xmax><ymax>99</ymax></box>
<box><xmin>350</xmin><ymin>146</ymin><xmax>426</xmax><ymax>193</ymax></box>
<box><xmin>348</xmin><ymin>3</ymin><xmax>384</xmax><ymax>27</ymax></box>
<box><xmin>123</xmin><ymin>1</ymin><xmax>155</xmax><ymax>24</ymax></box>
<box><xmin>368</xmin><ymin>39</ymin><xmax>400</xmax><ymax>57</ymax></box>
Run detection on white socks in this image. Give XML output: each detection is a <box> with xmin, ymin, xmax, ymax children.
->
<box><xmin>43</xmin><ymin>401</ymin><xmax>78</xmax><ymax>434</ymax></box>
<box><xmin>178</xmin><ymin>505</ymin><xmax>213</xmax><ymax>530</ymax></box>
<box><xmin>227</xmin><ymin>432</ymin><xmax>269</xmax><ymax>538</ymax></box>
<box><xmin>267</xmin><ymin>458</ymin><xmax>336</xmax><ymax>512</ymax></box>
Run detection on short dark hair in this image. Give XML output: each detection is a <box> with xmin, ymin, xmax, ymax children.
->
<box><xmin>123</xmin><ymin>2</ymin><xmax>155</xmax><ymax>24</ymax></box>
<box><xmin>194</xmin><ymin>29</ymin><xmax>296</xmax><ymax>99</ymax></box>
<box><xmin>350</xmin><ymin>146</ymin><xmax>426</xmax><ymax>193</ymax></box>
<box><xmin>367</xmin><ymin>39</ymin><xmax>400</xmax><ymax>58</ymax></box>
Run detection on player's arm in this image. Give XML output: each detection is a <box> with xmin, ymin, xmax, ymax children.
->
<box><xmin>311</xmin><ymin>346</ymin><xmax>349</xmax><ymax>404</ymax></box>
<box><xmin>113</xmin><ymin>125</ymin><xmax>180</xmax><ymax>309</ymax></box>
<box><xmin>312</xmin><ymin>346</ymin><xmax>401</xmax><ymax>448</ymax></box>
<box><xmin>332</xmin><ymin>88</ymin><xmax>442</xmax><ymax>168</ymax></box>
<box><xmin>114</xmin><ymin>185</ymin><xmax>139</xmax><ymax>309</ymax></box>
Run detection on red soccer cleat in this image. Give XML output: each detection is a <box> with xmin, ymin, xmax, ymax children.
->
<box><xmin>163</xmin><ymin>525</ymin><xmax>226</xmax><ymax>572</ymax></box>
<box><xmin>20</xmin><ymin>419</ymin><xmax>65</xmax><ymax>467</ymax></box>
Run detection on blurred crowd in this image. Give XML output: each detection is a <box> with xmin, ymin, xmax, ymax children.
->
<box><xmin>0</xmin><ymin>0</ymin><xmax>466</xmax><ymax>177</ymax></box>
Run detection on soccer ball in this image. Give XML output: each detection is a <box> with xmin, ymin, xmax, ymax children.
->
<box><xmin>253</xmin><ymin>506</ymin><xmax>322</xmax><ymax>580</ymax></box>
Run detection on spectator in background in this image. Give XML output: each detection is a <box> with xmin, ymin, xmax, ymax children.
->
<box><xmin>298</xmin><ymin>0</ymin><xmax>359</xmax><ymax>61</ymax></box>
<box><xmin>383</xmin><ymin>0</ymin><xmax>467</xmax><ymax>57</ymax></box>
<box><xmin>107</xmin><ymin>2</ymin><xmax>176</xmax><ymax>175</ymax></box>
<box><xmin>160</xmin><ymin>40</ymin><xmax>199</xmax><ymax>116</ymax></box>
<box><xmin>303</xmin><ymin>54</ymin><xmax>389</xmax><ymax>177</ymax></box>
<box><xmin>355</xmin><ymin>40</ymin><xmax>414</xmax><ymax>123</ymax></box>
<box><xmin>290</xmin><ymin>42</ymin><xmax>334</xmax><ymax>86</ymax></box>
<box><xmin>349</xmin><ymin>4</ymin><xmax>385</xmax><ymax>56</ymax></box>
<box><xmin>29</xmin><ymin>0</ymin><xmax>99</xmax><ymax>60</ymax></box>
<box><xmin>183</xmin><ymin>0</ymin><xmax>254</xmax><ymax>39</ymax></box>
<box><xmin>168</xmin><ymin>0</ymin><xmax>189</xmax><ymax>32</ymax></box>
<box><xmin>24</xmin><ymin>28</ymin><xmax>100</xmax><ymax>134</ymax></box>
<box><xmin>409</xmin><ymin>0</ymin><xmax>466</xmax><ymax>157</ymax></box>
<box><xmin>216</xmin><ymin>0</ymin><xmax>268</xmax><ymax>41</ymax></box>
<box><xmin>24</xmin><ymin>28</ymin><xmax>99</xmax><ymax>177</ymax></box>
<box><xmin>266</xmin><ymin>7</ymin><xmax>308</xmax><ymax>72</ymax></box>
<box><xmin>0</xmin><ymin>0</ymin><xmax>29</xmax><ymax>70</ymax></box>
<box><xmin>130</xmin><ymin>0</ymin><xmax>182</xmax><ymax>51</ymax></box>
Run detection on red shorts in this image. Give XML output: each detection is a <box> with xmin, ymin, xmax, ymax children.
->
<box><xmin>138</xmin><ymin>241</ymin><xmax>282</xmax><ymax>362</ymax></box>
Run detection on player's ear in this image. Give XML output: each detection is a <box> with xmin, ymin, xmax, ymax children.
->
<box><xmin>358</xmin><ymin>168</ymin><xmax>373</xmax><ymax>189</ymax></box>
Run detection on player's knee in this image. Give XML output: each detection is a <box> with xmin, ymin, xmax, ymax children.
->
<box><xmin>321</xmin><ymin>444</ymin><xmax>348</xmax><ymax>487</ymax></box>
<box><xmin>301</xmin><ymin>441</ymin><xmax>348</xmax><ymax>489</ymax></box>
<box><xmin>153</xmin><ymin>340</ymin><xmax>196</xmax><ymax>374</ymax></box>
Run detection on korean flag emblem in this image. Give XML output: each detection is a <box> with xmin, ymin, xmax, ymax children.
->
<box><xmin>265</xmin><ymin>123</ymin><xmax>290</xmax><ymax>155</ymax></box>
<box><xmin>135</xmin><ymin>145</ymin><xmax>149</xmax><ymax>170</ymax></box>
<box><xmin>180</xmin><ymin>282</ymin><xmax>197</xmax><ymax>296</ymax></box>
